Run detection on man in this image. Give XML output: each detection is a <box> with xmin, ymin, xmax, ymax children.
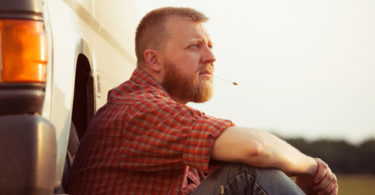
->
<box><xmin>69</xmin><ymin>7</ymin><xmax>338</xmax><ymax>195</ymax></box>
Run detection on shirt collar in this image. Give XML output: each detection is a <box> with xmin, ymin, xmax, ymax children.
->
<box><xmin>130</xmin><ymin>68</ymin><xmax>161</xmax><ymax>88</ymax></box>
<box><xmin>130</xmin><ymin>68</ymin><xmax>171</xmax><ymax>97</ymax></box>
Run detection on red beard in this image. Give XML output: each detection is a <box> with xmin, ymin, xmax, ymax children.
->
<box><xmin>161</xmin><ymin>60</ymin><xmax>213</xmax><ymax>103</ymax></box>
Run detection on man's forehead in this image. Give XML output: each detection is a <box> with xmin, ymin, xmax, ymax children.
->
<box><xmin>165</xmin><ymin>16</ymin><xmax>211</xmax><ymax>41</ymax></box>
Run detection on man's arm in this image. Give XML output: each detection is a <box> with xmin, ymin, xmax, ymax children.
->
<box><xmin>211</xmin><ymin>126</ymin><xmax>338</xmax><ymax>194</ymax></box>
<box><xmin>211</xmin><ymin>126</ymin><xmax>316</xmax><ymax>175</ymax></box>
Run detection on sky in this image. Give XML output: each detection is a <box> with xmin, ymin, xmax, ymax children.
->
<box><xmin>135</xmin><ymin>0</ymin><xmax>375</xmax><ymax>144</ymax></box>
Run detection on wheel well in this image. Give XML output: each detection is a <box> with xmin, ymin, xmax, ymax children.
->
<box><xmin>72</xmin><ymin>54</ymin><xmax>95</xmax><ymax>140</ymax></box>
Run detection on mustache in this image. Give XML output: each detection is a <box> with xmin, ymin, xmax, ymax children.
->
<box><xmin>198</xmin><ymin>63</ymin><xmax>214</xmax><ymax>74</ymax></box>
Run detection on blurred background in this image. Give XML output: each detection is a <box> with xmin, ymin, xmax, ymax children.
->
<box><xmin>135</xmin><ymin>1</ymin><xmax>375</xmax><ymax>194</ymax></box>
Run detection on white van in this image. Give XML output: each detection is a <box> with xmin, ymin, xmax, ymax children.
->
<box><xmin>0</xmin><ymin>0</ymin><xmax>137</xmax><ymax>194</ymax></box>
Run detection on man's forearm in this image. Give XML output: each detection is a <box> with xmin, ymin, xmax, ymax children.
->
<box><xmin>211</xmin><ymin>126</ymin><xmax>317</xmax><ymax>176</ymax></box>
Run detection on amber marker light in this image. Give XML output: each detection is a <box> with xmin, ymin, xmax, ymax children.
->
<box><xmin>0</xmin><ymin>19</ymin><xmax>47</xmax><ymax>83</ymax></box>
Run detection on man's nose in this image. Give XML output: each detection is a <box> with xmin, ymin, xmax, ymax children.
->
<box><xmin>202</xmin><ymin>46</ymin><xmax>216</xmax><ymax>65</ymax></box>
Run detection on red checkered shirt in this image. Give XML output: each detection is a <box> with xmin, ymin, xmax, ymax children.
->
<box><xmin>69</xmin><ymin>68</ymin><xmax>234</xmax><ymax>194</ymax></box>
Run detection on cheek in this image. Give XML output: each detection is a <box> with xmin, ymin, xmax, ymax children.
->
<box><xmin>172</xmin><ymin>52</ymin><xmax>201</xmax><ymax>76</ymax></box>
<box><xmin>181</xmin><ymin>60</ymin><xmax>200</xmax><ymax>76</ymax></box>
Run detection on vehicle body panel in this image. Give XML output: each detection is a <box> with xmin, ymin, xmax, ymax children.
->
<box><xmin>0</xmin><ymin>0</ymin><xmax>137</xmax><ymax>193</ymax></box>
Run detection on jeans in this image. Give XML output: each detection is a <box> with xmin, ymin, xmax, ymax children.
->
<box><xmin>191</xmin><ymin>163</ymin><xmax>305</xmax><ymax>195</ymax></box>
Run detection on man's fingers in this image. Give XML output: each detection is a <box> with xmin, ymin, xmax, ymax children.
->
<box><xmin>316</xmin><ymin>182</ymin><xmax>338</xmax><ymax>195</ymax></box>
<box><xmin>316</xmin><ymin>184</ymin><xmax>338</xmax><ymax>195</ymax></box>
<box><xmin>311</xmin><ymin>158</ymin><xmax>338</xmax><ymax>195</ymax></box>
<box><xmin>313</xmin><ymin>168</ymin><xmax>334</xmax><ymax>189</ymax></box>
<box><xmin>313</xmin><ymin>171</ymin><xmax>338</xmax><ymax>194</ymax></box>
<box><xmin>314</xmin><ymin>158</ymin><xmax>328</xmax><ymax>184</ymax></box>
<box><xmin>329</xmin><ymin>183</ymin><xmax>338</xmax><ymax>195</ymax></box>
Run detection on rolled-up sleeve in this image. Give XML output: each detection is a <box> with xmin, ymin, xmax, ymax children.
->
<box><xmin>183</xmin><ymin>116</ymin><xmax>233</xmax><ymax>171</ymax></box>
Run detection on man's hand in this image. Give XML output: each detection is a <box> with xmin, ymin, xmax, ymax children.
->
<box><xmin>296</xmin><ymin>158</ymin><xmax>338</xmax><ymax>195</ymax></box>
<box><xmin>312</xmin><ymin>158</ymin><xmax>338</xmax><ymax>194</ymax></box>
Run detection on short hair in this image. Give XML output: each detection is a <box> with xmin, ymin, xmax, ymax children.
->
<box><xmin>135</xmin><ymin>7</ymin><xmax>208</xmax><ymax>67</ymax></box>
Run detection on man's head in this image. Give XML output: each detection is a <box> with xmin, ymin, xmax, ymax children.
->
<box><xmin>135</xmin><ymin>7</ymin><xmax>216</xmax><ymax>104</ymax></box>
<box><xmin>135</xmin><ymin>7</ymin><xmax>208</xmax><ymax>67</ymax></box>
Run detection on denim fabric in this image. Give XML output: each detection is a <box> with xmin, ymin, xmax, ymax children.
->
<box><xmin>191</xmin><ymin>163</ymin><xmax>305</xmax><ymax>195</ymax></box>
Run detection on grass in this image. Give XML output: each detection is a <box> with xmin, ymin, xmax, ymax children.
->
<box><xmin>337</xmin><ymin>174</ymin><xmax>375</xmax><ymax>195</ymax></box>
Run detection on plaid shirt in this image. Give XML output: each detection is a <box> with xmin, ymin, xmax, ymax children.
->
<box><xmin>69</xmin><ymin>69</ymin><xmax>234</xmax><ymax>194</ymax></box>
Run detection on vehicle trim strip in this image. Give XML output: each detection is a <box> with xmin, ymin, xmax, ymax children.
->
<box><xmin>62</xmin><ymin>0</ymin><xmax>135</xmax><ymax>65</ymax></box>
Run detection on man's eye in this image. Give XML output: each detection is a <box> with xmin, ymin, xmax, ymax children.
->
<box><xmin>190</xmin><ymin>44</ymin><xmax>200</xmax><ymax>49</ymax></box>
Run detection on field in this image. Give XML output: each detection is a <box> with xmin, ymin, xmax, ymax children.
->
<box><xmin>338</xmin><ymin>174</ymin><xmax>375</xmax><ymax>195</ymax></box>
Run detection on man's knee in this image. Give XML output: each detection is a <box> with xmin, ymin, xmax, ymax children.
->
<box><xmin>256</xmin><ymin>168</ymin><xmax>289</xmax><ymax>182</ymax></box>
<box><xmin>255</xmin><ymin>168</ymin><xmax>305</xmax><ymax>195</ymax></box>
<box><xmin>213</xmin><ymin>163</ymin><xmax>286</xmax><ymax>183</ymax></box>
<box><xmin>192</xmin><ymin>163</ymin><xmax>258</xmax><ymax>195</ymax></box>
<box><xmin>193</xmin><ymin>163</ymin><xmax>304</xmax><ymax>195</ymax></box>
<box><xmin>220</xmin><ymin>164</ymin><xmax>301</xmax><ymax>194</ymax></box>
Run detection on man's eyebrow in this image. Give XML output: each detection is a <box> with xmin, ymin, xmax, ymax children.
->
<box><xmin>186</xmin><ymin>38</ymin><xmax>213</xmax><ymax>48</ymax></box>
<box><xmin>186</xmin><ymin>38</ymin><xmax>202</xmax><ymax>44</ymax></box>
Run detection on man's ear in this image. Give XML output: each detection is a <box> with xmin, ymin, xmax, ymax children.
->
<box><xmin>144</xmin><ymin>49</ymin><xmax>161</xmax><ymax>72</ymax></box>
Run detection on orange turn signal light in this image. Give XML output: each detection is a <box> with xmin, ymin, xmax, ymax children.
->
<box><xmin>0</xmin><ymin>19</ymin><xmax>47</xmax><ymax>83</ymax></box>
